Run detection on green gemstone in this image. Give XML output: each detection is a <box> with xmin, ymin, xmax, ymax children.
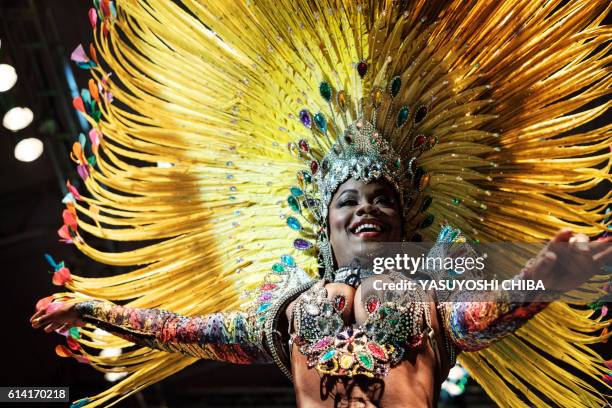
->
<box><xmin>290</xmin><ymin>186</ymin><xmax>304</xmax><ymax>197</ymax></box>
<box><xmin>320</xmin><ymin>349</ymin><xmax>336</xmax><ymax>363</ymax></box>
<box><xmin>314</xmin><ymin>112</ymin><xmax>327</xmax><ymax>133</ymax></box>
<box><xmin>452</xmin><ymin>198</ymin><xmax>461</xmax><ymax>205</ymax></box>
<box><xmin>303</xmin><ymin>172</ymin><xmax>312</xmax><ymax>183</ymax></box>
<box><xmin>319</xmin><ymin>81</ymin><xmax>332</xmax><ymax>102</ymax></box>
<box><xmin>420</xmin><ymin>196</ymin><xmax>432</xmax><ymax>212</ymax></box>
<box><xmin>287</xmin><ymin>196</ymin><xmax>300</xmax><ymax>212</ymax></box>
<box><xmin>395</xmin><ymin>158</ymin><xmax>401</xmax><ymax>168</ymax></box>
<box><xmin>358</xmin><ymin>353</ymin><xmax>374</xmax><ymax>369</ymax></box>
<box><xmin>420</xmin><ymin>213</ymin><xmax>434</xmax><ymax>229</ymax></box>
<box><xmin>397</xmin><ymin>106</ymin><xmax>409</xmax><ymax>128</ymax></box>
<box><xmin>272</xmin><ymin>263</ymin><xmax>285</xmax><ymax>273</ymax></box>
<box><xmin>390</xmin><ymin>76</ymin><xmax>401</xmax><ymax>97</ymax></box>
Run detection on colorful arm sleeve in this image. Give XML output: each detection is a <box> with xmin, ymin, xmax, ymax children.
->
<box><xmin>433</xmin><ymin>226</ymin><xmax>549</xmax><ymax>352</ymax></box>
<box><xmin>74</xmin><ymin>300</ymin><xmax>271</xmax><ymax>364</ymax></box>
<box><xmin>442</xmin><ymin>290</ymin><xmax>549</xmax><ymax>352</ymax></box>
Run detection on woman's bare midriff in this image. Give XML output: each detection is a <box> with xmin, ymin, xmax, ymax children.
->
<box><xmin>290</xmin><ymin>302</ymin><xmax>450</xmax><ymax>408</ymax></box>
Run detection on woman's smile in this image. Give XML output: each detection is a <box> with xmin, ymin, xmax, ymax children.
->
<box><xmin>349</xmin><ymin>217</ymin><xmax>387</xmax><ymax>239</ymax></box>
<box><xmin>328</xmin><ymin>178</ymin><xmax>403</xmax><ymax>268</ymax></box>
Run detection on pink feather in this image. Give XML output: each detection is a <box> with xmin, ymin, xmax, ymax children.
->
<box><xmin>70</xmin><ymin>44</ymin><xmax>89</xmax><ymax>63</ymax></box>
<box><xmin>88</xmin><ymin>8</ymin><xmax>97</xmax><ymax>29</ymax></box>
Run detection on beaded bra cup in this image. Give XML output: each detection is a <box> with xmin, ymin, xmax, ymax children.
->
<box><xmin>291</xmin><ymin>274</ymin><xmax>436</xmax><ymax>378</ymax></box>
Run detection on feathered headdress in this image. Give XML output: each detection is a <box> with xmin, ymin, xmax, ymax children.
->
<box><xmin>49</xmin><ymin>1</ymin><xmax>610</xmax><ymax>406</ymax></box>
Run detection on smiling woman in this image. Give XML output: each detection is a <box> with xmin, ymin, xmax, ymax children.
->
<box><xmin>28</xmin><ymin>1</ymin><xmax>611</xmax><ymax>407</ymax></box>
<box><xmin>328</xmin><ymin>179</ymin><xmax>403</xmax><ymax>268</ymax></box>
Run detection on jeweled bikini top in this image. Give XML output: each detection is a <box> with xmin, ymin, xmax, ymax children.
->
<box><xmin>290</xmin><ymin>273</ymin><xmax>443</xmax><ymax>378</ymax></box>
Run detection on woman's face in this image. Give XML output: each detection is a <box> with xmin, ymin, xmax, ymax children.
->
<box><xmin>328</xmin><ymin>178</ymin><xmax>402</xmax><ymax>268</ymax></box>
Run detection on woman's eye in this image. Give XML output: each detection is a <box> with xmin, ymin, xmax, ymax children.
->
<box><xmin>375</xmin><ymin>196</ymin><xmax>393</xmax><ymax>206</ymax></box>
<box><xmin>339</xmin><ymin>199</ymin><xmax>357</xmax><ymax>207</ymax></box>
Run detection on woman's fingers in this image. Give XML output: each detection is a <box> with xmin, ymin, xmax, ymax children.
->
<box><xmin>590</xmin><ymin>238</ymin><xmax>612</xmax><ymax>253</ymax></box>
<box><xmin>524</xmin><ymin>251</ymin><xmax>556</xmax><ymax>283</ymax></box>
<box><xmin>30</xmin><ymin>309</ymin><xmax>45</xmax><ymax>324</ymax></box>
<box><xmin>32</xmin><ymin>309</ymin><xmax>63</xmax><ymax>329</ymax></box>
<box><xmin>58</xmin><ymin>323</ymin><xmax>70</xmax><ymax>333</ymax></box>
<box><xmin>32</xmin><ymin>313</ymin><xmax>50</xmax><ymax>328</ymax></box>
<box><xmin>593</xmin><ymin>245</ymin><xmax>612</xmax><ymax>265</ymax></box>
<box><xmin>551</xmin><ymin>228</ymin><xmax>574</xmax><ymax>242</ymax></box>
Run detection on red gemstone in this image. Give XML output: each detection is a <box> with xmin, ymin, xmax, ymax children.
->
<box><xmin>260</xmin><ymin>283</ymin><xmax>277</xmax><ymax>291</ymax></box>
<box><xmin>334</xmin><ymin>295</ymin><xmax>346</xmax><ymax>311</ymax></box>
<box><xmin>357</xmin><ymin>61</ymin><xmax>368</xmax><ymax>78</ymax></box>
<box><xmin>367</xmin><ymin>342</ymin><xmax>387</xmax><ymax>361</ymax></box>
<box><xmin>366</xmin><ymin>296</ymin><xmax>380</xmax><ymax>314</ymax></box>
<box><xmin>310</xmin><ymin>160</ymin><xmax>319</xmax><ymax>175</ymax></box>
<box><xmin>409</xmin><ymin>333</ymin><xmax>424</xmax><ymax>348</ymax></box>
<box><xmin>298</xmin><ymin>139</ymin><xmax>310</xmax><ymax>153</ymax></box>
<box><xmin>414</xmin><ymin>135</ymin><xmax>426</xmax><ymax>147</ymax></box>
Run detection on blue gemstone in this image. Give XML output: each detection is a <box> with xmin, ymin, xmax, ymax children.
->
<box><xmin>319</xmin><ymin>82</ymin><xmax>332</xmax><ymax>102</ymax></box>
<box><xmin>288</xmin><ymin>196</ymin><xmax>300</xmax><ymax>212</ymax></box>
<box><xmin>257</xmin><ymin>303</ymin><xmax>271</xmax><ymax>314</ymax></box>
<box><xmin>397</xmin><ymin>106</ymin><xmax>409</xmax><ymax>128</ymax></box>
<box><xmin>290</xmin><ymin>186</ymin><xmax>304</xmax><ymax>197</ymax></box>
<box><xmin>286</xmin><ymin>216</ymin><xmax>302</xmax><ymax>230</ymax></box>
<box><xmin>314</xmin><ymin>112</ymin><xmax>327</xmax><ymax>133</ymax></box>
<box><xmin>438</xmin><ymin>226</ymin><xmax>451</xmax><ymax>242</ymax></box>
<box><xmin>390</xmin><ymin>76</ymin><xmax>401</xmax><ymax>97</ymax></box>
<box><xmin>281</xmin><ymin>254</ymin><xmax>296</xmax><ymax>267</ymax></box>
<box><xmin>320</xmin><ymin>349</ymin><xmax>336</xmax><ymax>363</ymax></box>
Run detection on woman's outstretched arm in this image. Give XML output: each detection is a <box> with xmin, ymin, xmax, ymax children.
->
<box><xmin>31</xmin><ymin>299</ymin><xmax>271</xmax><ymax>364</ymax></box>
<box><xmin>442</xmin><ymin>294</ymin><xmax>548</xmax><ymax>351</ymax></box>
<box><xmin>441</xmin><ymin>230</ymin><xmax>611</xmax><ymax>352</ymax></box>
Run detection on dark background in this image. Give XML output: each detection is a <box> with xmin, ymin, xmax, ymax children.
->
<box><xmin>0</xmin><ymin>1</ymin><xmax>607</xmax><ymax>407</ymax></box>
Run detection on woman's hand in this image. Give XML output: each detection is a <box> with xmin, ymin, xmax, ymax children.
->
<box><xmin>30</xmin><ymin>301</ymin><xmax>86</xmax><ymax>333</ymax></box>
<box><xmin>522</xmin><ymin>229</ymin><xmax>611</xmax><ymax>293</ymax></box>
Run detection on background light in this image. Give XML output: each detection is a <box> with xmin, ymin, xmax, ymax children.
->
<box><xmin>99</xmin><ymin>347</ymin><xmax>127</xmax><ymax>382</ymax></box>
<box><xmin>104</xmin><ymin>372</ymin><xmax>128</xmax><ymax>383</ymax></box>
<box><xmin>14</xmin><ymin>137</ymin><xmax>44</xmax><ymax>162</ymax></box>
<box><xmin>3</xmin><ymin>107</ymin><xmax>34</xmax><ymax>131</ymax></box>
<box><xmin>0</xmin><ymin>64</ymin><xmax>18</xmax><ymax>92</ymax></box>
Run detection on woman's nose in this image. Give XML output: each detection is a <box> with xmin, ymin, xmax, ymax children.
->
<box><xmin>355</xmin><ymin>202</ymin><xmax>378</xmax><ymax>216</ymax></box>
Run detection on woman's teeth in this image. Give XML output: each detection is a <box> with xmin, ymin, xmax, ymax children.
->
<box><xmin>353</xmin><ymin>223</ymin><xmax>382</xmax><ymax>234</ymax></box>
